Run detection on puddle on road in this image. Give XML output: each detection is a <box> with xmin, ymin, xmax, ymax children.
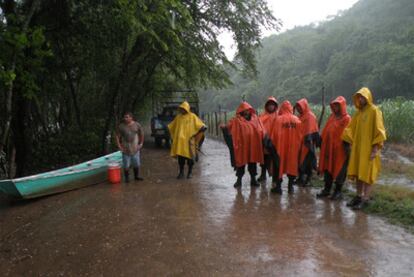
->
<box><xmin>1</xmin><ymin>138</ymin><xmax>414</xmax><ymax>276</ymax></box>
<box><xmin>196</xmin><ymin>138</ymin><xmax>414</xmax><ymax>276</ymax></box>
<box><xmin>377</xmin><ymin>175</ymin><xmax>414</xmax><ymax>189</ymax></box>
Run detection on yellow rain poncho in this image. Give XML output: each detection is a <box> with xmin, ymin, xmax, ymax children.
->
<box><xmin>168</xmin><ymin>101</ymin><xmax>205</xmax><ymax>159</ymax></box>
<box><xmin>342</xmin><ymin>87</ymin><xmax>387</xmax><ymax>185</ymax></box>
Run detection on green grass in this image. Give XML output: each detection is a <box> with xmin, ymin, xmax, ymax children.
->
<box><xmin>364</xmin><ymin>185</ymin><xmax>414</xmax><ymax>231</ymax></box>
<box><xmin>311</xmin><ymin>177</ymin><xmax>414</xmax><ymax>232</ymax></box>
<box><xmin>380</xmin><ymin>98</ymin><xmax>414</xmax><ymax>144</ymax></box>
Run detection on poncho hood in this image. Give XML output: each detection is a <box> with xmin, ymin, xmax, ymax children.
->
<box><xmin>264</xmin><ymin>96</ymin><xmax>278</xmax><ymax>110</ymax></box>
<box><xmin>353</xmin><ymin>87</ymin><xmax>374</xmax><ymax>110</ymax></box>
<box><xmin>236</xmin><ymin>101</ymin><xmax>255</xmax><ymax>115</ymax></box>
<box><xmin>279</xmin><ymin>101</ymin><xmax>293</xmax><ymax>115</ymax></box>
<box><xmin>179</xmin><ymin>101</ymin><xmax>191</xmax><ymax>113</ymax></box>
<box><xmin>296</xmin><ymin>98</ymin><xmax>310</xmax><ymax>115</ymax></box>
<box><xmin>330</xmin><ymin>96</ymin><xmax>348</xmax><ymax>116</ymax></box>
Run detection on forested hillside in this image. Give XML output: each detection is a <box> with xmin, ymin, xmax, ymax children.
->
<box><xmin>201</xmin><ymin>0</ymin><xmax>414</xmax><ymax>111</ymax></box>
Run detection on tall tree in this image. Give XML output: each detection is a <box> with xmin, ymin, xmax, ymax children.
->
<box><xmin>0</xmin><ymin>0</ymin><xmax>279</xmax><ymax>176</ymax></box>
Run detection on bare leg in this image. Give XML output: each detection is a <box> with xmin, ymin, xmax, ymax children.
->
<box><xmin>356</xmin><ymin>180</ymin><xmax>363</xmax><ymax>197</ymax></box>
<box><xmin>363</xmin><ymin>183</ymin><xmax>373</xmax><ymax>201</ymax></box>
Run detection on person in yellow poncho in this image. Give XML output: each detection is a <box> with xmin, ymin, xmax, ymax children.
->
<box><xmin>342</xmin><ymin>87</ymin><xmax>387</xmax><ymax>210</ymax></box>
<box><xmin>168</xmin><ymin>101</ymin><xmax>206</xmax><ymax>179</ymax></box>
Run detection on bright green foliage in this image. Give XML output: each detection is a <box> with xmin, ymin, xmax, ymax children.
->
<box><xmin>380</xmin><ymin>98</ymin><xmax>414</xmax><ymax>143</ymax></box>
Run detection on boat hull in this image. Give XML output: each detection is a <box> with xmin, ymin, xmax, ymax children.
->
<box><xmin>0</xmin><ymin>151</ymin><xmax>122</xmax><ymax>199</ymax></box>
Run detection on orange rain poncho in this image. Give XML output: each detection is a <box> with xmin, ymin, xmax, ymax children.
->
<box><xmin>168</xmin><ymin>101</ymin><xmax>205</xmax><ymax>160</ymax></box>
<box><xmin>259</xmin><ymin>97</ymin><xmax>278</xmax><ymax>134</ymax></box>
<box><xmin>296</xmin><ymin>98</ymin><xmax>319</xmax><ymax>166</ymax></box>
<box><xmin>342</xmin><ymin>88</ymin><xmax>387</xmax><ymax>185</ymax></box>
<box><xmin>318</xmin><ymin>96</ymin><xmax>351</xmax><ymax>179</ymax></box>
<box><xmin>226</xmin><ymin>102</ymin><xmax>265</xmax><ymax>168</ymax></box>
<box><xmin>270</xmin><ymin>101</ymin><xmax>302</xmax><ymax>178</ymax></box>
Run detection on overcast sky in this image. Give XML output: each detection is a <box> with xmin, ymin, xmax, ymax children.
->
<box><xmin>220</xmin><ymin>0</ymin><xmax>359</xmax><ymax>58</ymax></box>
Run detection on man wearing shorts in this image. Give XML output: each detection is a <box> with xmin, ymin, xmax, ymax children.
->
<box><xmin>116</xmin><ymin>112</ymin><xmax>144</xmax><ymax>183</ymax></box>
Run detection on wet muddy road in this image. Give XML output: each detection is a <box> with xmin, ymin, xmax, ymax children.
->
<box><xmin>1</xmin><ymin>139</ymin><xmax>414</xmax><ymax>276</ymax></box>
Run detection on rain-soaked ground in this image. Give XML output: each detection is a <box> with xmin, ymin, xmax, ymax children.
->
<box><xmin>1</xmin><ymin>139</ymin><xmax>414</xmax><ymax>276</ymax></box>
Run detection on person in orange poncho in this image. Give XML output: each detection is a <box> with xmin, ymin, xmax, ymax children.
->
<box><xmin>316</xmin><ymin>96</ymin><xmax>351</xmax><ymax>200</ymax></box>
<box><xmin>221</xmin><ymin>101</ymin><xmax>265</xmax><ymax>188</ymax></box>
<box><xmin>342</xmin><ymin>88</ymin><xmax>386</xmax><ymax>210</ymax></box>
<box><xmin>269</xmin><ymin>101</ymin><xmax>302</xmax><ymax>194</ymax></box>
<box><xmin>258</xmin><ymin>97</ymin><xmax>278</xmax><ymax>182</ymax></box>
<box><xmin>168</xmin><ymin>101</ymin><xmax>206</xmax><ymax>179</ymax></box>
<box><xmin>295</xmin><ymin>98</ymin><xmax>321</xmax><ymax>186</ymax></box>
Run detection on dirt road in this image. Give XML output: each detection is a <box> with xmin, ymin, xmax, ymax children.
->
<box><xmin>1</xmin><ymin>139</ymin><xmax>414</xmax><ymax>276</ymax></box>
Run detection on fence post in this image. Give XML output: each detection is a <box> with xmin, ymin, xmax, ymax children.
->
<box><xmin>214</xmin><ymin>112</ymin><xmax>218</xmax><ymax>136</ymax></box>
<box><xmin>209</xmin><ymin>113</ymin><xmax>212</xmax><ymax>135</ymax></box>
<box><xmin>206</xmin><ymin>113</ymin><xmax>210</xmax><ymax>134</ymax></box>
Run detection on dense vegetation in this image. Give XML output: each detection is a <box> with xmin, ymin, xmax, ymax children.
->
<box><xmin>201</xmin><ymin>0</ymin><xmax>414</xmax><ymax>110</ymax></box>
<box><xmin>0</xmin><ymin>0</ymin><xmax>278</xmax><ymax>177</ymax></box>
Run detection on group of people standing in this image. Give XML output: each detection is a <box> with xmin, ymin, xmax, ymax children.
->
<box><xmin>220</xmin><ymin>87</ymin><xmax>386</xmax><ymax>210</ymax></box>
<box><xmin>116</xmin><ymin>87</ymin><xmax>386</xmax><ymax>211</ymax></box>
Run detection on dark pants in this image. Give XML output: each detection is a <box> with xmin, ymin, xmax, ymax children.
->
<box><xmin>325</xmin><ymin>159</ymin><xmax>348</xmax><ymax>185</ymax></box>
<box><xmin>178</xmin><ymin>156</ymin><xmax>194</xmax><ymax>172</ymax></box>
<box><xmin>299</xmin><ymin>151</ymin><xmax>316</xmax><ymax>182</ymax></box>
<box><xmin>260</xmin><ymin>154</ymin><xmax>272</xmax><ymax>175</ymax></box>
<box><xmin>236</xmin><ymin>163</ymin><xmax>257</xmax><ymax>178</ymax></box>
<box><xmin>271</xmin><ymin>154</ymin><xmax>281</xmax><ymax>183</ymax></box>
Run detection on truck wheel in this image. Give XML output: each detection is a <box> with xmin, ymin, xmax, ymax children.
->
<box><xmin>155</xmin><ymin>138</ymin><xmax>162</xmax><ymax>147</ymax></box>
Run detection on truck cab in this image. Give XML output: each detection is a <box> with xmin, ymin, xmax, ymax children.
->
<box><xmin>151</xmin><ymin>90</ymin><xmax>199</xmax><ymax>147</ymax></box>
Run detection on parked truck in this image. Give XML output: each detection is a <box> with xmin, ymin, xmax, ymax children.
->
<box><xmin>150</xmin><ymin>90</ymin><xmax>200</xmax><ymax>147</ymax></box>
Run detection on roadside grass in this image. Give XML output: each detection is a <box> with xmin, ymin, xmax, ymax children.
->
<box><xmin>311</xmin><ymin>175</ymin><xmax>414</xmax><ymax>232</ymax></box>
<box><xmin>364</xmin><ymin>185</ymin><xmax>414</xmax><ymax>232</ymax></box>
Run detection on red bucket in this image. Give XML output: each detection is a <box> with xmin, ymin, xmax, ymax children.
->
<box><xmin>108</xmin><ymin>163</ymin><xmax>121</xmax><ymax>184</ymax></box>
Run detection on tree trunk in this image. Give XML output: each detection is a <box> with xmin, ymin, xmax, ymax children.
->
<box><xmin>13</xmin><ymin>97</ymin><xmax>29</xmax><ymax>177</ymax></box>
<box><xmin>0</xmin><ymin>0</ymin><xmax>41</xmax><ymax>153</ymax></box>
<box><xmin>56</xmin><ymin>40</ymin><xmax>83</xmax><ymax>129</ymax></box>
<box><xmin>101</xmin><ymin>42</ymin><xmax>129</xmax><ymax>154</ymax></box>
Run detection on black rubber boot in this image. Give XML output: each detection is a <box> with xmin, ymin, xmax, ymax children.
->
<box><xmin>177</xmin><ymin>164</ymin><xmax>184</xmax><ymax>179</ymax></box>
<box><xmin>316</xmin><ymin>180</ymin><xmax>333</xmax><ymax>198</ymax></box>
<box><xmin>133</xmin><ymin>167</ymin><xmax>144</xmax><ymax>181</ymax></box>
<box><xmin>257</xmin><ymin>166</ymin><xmax>267</xmax><ymax>182</ymax></box>
<box><xmin>330</xmin><ymin>183</ymin><xmax>343</xmax><ymax>200</ymax></box>
<box><xmin>177</xmin><ymin>171</ymin><xmax>184</xmax><ymax>179</ymax></box>
<box><xmin>187</xmin><ymin>165</ymin><xmax>193</xmax><ymax>179</ymax></box>
<box><xmin>304</xmin><ymin>174</ymin><xmax>312</xmax><ymax>186</ymax></box>
<box><xmin>346</xmin><ymin>196</ymin><xmax>362</xmax><ymax>207</ymax></box>
<box><xmin>271</xmin><ymin>180</ymin><xmax>282</xmax><ymax>194</ymax></box>
<box><xmin>233</xmin><ymin>176</ymin><xmax>242</xmax><ymax>188</ymax></box>
<box><xmin>297</xmin><ymin>174</ymin><xmax>306</xmax><ymax>187</ymax></box>
<box><xmin>124</xmin><ymin>170</ymin><xmax>130</xmax><ymax>183</ymax></box>
<box><xmin>250</xmin><ymin>173</ymin><xmax>260</xmax><ymax>187</ymax></box>
<box><xmin>352</xmin><ymin>198</ymin><xmax>369</xmax><ymax>210</ymax></box>
<box><xmin>288</xmin><ymin>178</ymin><xmax>294</xmax><ymax>194</ymax></box>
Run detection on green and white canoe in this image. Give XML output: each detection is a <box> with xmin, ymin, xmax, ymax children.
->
<box><xmin>0</xmin><ymin>151</ymin><xmax>122</xmax><ymax>199</ymax></box>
